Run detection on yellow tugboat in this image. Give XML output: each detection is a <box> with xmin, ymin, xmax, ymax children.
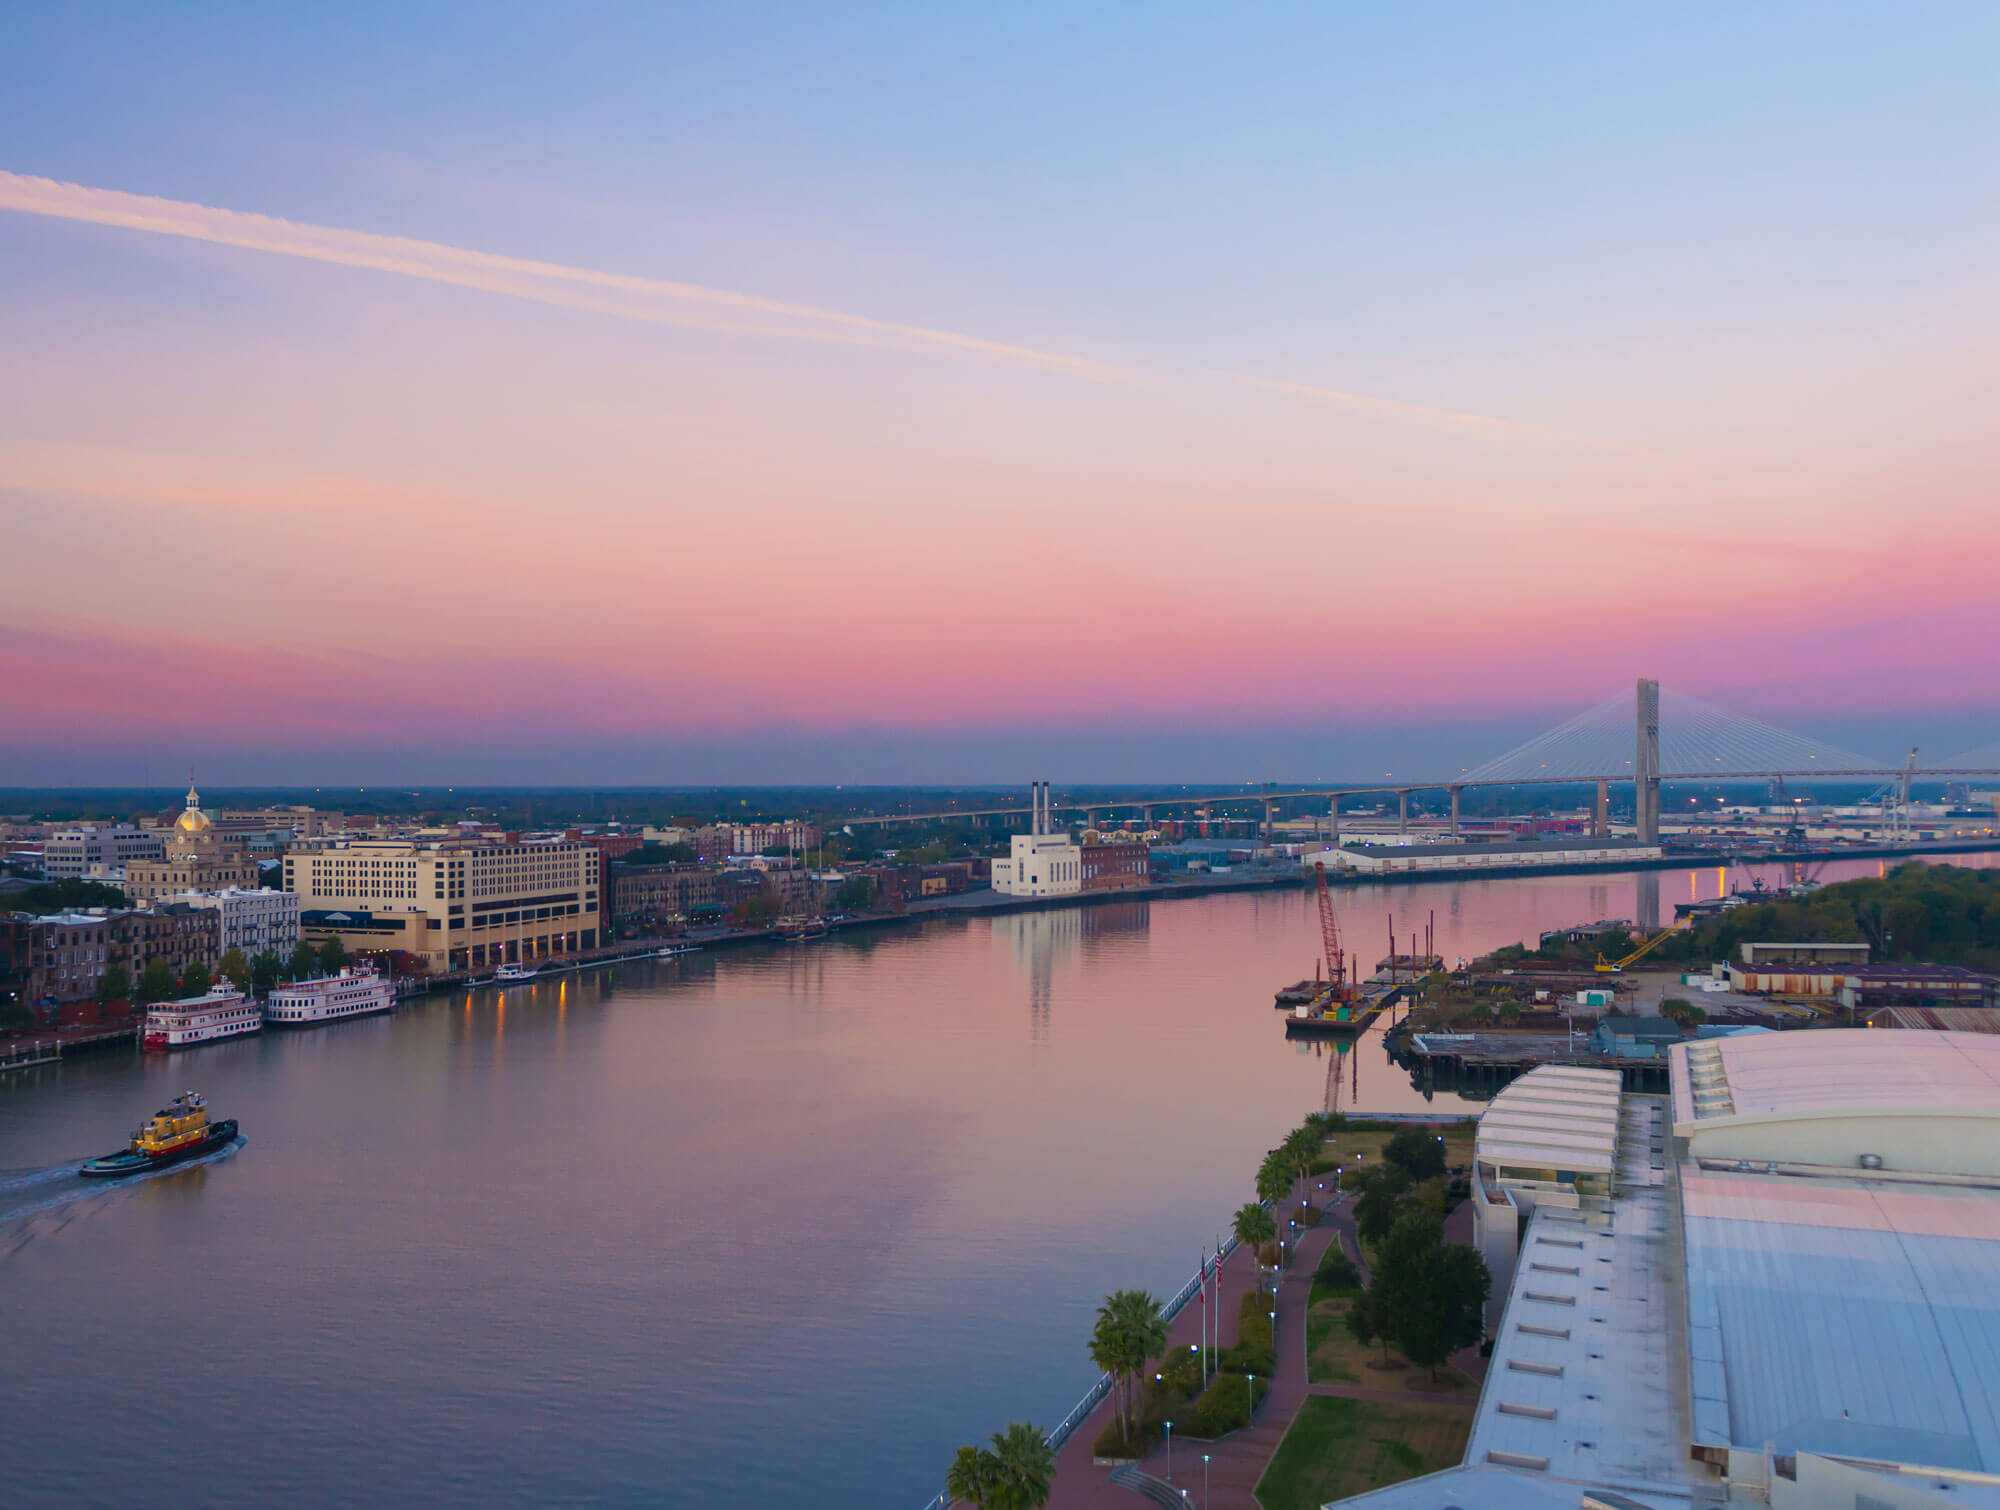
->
<box><xmin>80</xmin><ymin>1091</ymin><xmax>239</xmax><ymax>1178</ymax></box>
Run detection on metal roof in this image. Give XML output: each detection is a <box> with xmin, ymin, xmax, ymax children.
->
<box><xmin>1682</xmin><ymin>1168</ymin><xmax>2000</xmax><ymax>1474</ymax></box>
<box><xmin>1674</xmin><ymin>1028</ymin><xmax>2000</xmax><ymax>1125</ymax></box>
<box><xmin>1465</xmin><ymin>1095</ymin><xmax>1705</xmax><ymax>1500</ymax></box>
<box><xmin>1477</xmin><ymin>1066</ymin><xmax>1624</xmax><ymax>1175</ymax></box>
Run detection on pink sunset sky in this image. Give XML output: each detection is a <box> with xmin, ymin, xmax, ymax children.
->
<box><xmin>4</xmin><ymin>9</ymin><xmax>1999</xmax><ymax>783</ymax></box>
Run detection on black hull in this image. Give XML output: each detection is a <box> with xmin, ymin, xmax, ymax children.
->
<box><xmin>79</xmin><ymin>1120</ymin><xmax>239</xmax><ymax>1178</ymax></box>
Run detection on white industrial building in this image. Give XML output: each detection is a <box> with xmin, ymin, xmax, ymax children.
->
<box><xmin>1326</xmin><ymin>837</ymin><xmax>1664</xmax><ymax>874</ymax></box>
<box><xmin>1332</xmin><ymin>1030</ymin><xmax>2000</xmax><ymax>1510</ymax></box>
<box><xmin>41</xmin><ymin>824</ymin><xmax>166</xmax><ymax>878</ymax></box>
<box><xmin>179</xmin><ymin>886</ymin><xmax>301</xmax><ymax>956</ymax></box>
<box><xmin>990</xmin><ymin>782</ymin><xmax>1080</xmax><ymax>898</ymax></box>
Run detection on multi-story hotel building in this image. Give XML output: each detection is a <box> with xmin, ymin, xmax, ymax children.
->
<box><xmin>284</xmin><ymin>833</ymin><xmax>600</xmax><ymax>974</ymax></box>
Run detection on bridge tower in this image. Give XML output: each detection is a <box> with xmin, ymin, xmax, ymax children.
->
<box><xmin>1636</xmin><ymin>678</ymin><xmax>1661</xmax><ymax>843</ymax></box>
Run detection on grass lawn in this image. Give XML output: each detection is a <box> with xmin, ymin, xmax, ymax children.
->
<box><xmin>1316</xmin><ymin>1122</ymin><xmax>1476</xmax><ymax>1179</ymax></box>
<box><xmin>1304</xmin><ymin>1293</ymin><xmax>1477</xmax><ymax>1395</ymax></box>
<box><xmin>1255</xmin><ymin>1395</ymin><xmax>1474</xmax><ymax>1510</ymax></box>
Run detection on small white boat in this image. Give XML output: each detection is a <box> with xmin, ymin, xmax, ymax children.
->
<box><xmin>655</xmin><ymin>945</ymin><xmax>700</xmax><ymax>959</ymax></box>
<box><xmin>493</xmin><ymin>963</ymin><xmax>539</xmax><ymax>983</ymax></box>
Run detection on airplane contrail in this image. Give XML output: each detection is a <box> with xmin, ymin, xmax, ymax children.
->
<box><xmin>0</xmin><ymin>169</ymin><xmax>1578</xmax><ymax>436</ymax></box>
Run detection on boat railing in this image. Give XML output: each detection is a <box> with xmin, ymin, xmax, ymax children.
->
<box><xmin>913</xmin><ymin>1199</ymin><xmax>1269</xmax><ymax>1506</ymax></box>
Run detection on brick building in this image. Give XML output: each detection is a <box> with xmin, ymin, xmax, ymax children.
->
<box><xmin>611</xmin><ymin>864</ymin><xmax>723</xmax><ymax>932</ymax></box>
<box><xmin>1081</xmin><ymin>836</ymin><xmax>1150</xmax><ymax>891</ymax></box>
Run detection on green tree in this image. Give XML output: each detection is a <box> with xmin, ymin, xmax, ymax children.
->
<box><xmin>1282</xmin><ymin>1124</ymin><xmax>1321</xmax><ymax>1208</ymax></box>
<box><xmin>288</xmin><ymin>940</ymin><xmax>321</xmax><ymax>980</ymax></box>
<box><xmin>1370</xmin><ymin>1209</ymin><xmax>1490</xmax><ymax>1381</ymax></box>
<box><xmin>1660</xmin><ymin>996</ymin><xmax>1707</xmax><ymax>1029</ymax></box>
<box><xmin>318</xmin><ymin>936</ymin><xmax>347</xmax><ymax>973</ymax></box>
<box><xmin>1382</xmin><ymin>1126</ymin><xmax>1448</xmax><ymax>1183</ymax></box>
<box><xmin>988</xmin><ymin>1421</ymin><xmax>1055</xmax><ymax>1509</ymax></box>
<box><xmin>1090</xmin><ymin>1289</ymin><xmax>1168</xmax><ymax>1441</ymax></box>
<box><xmin>1255</xmin><ymin>1149</ymin><xmax>1292</xmax><ymax>1209</ymax></box>
<box><xmin>96</xmin><ymin>964</ymin><xmax>132</xmax><ymax>1005</ymax></box>
<box><xmin>946</xmin><ymin>1423</ymin><xmax>1054</xmax><ymax>1510</ymax></box>
<box><xmin>1233</xmin><ymin>1201</ymin><xmax>1277</xmax><ymax>1267</ymax></box>
<box><xmin>251</xmin><ymin>950</ymin><xmax>283</xmax><ymax>995</ymax></box>
<box><xmin>947</xmin><ymin>1444</ymin><xmax>1003</xmax><ymax>1509</ymax></box>
<box><xmin>6</xmin><ymin>877</ymin><xmax>127</xmax><ymax>914</ymax></box>
<box><xmin>180</xmin><ymin>961</ymin><xmax>211</xmax><ymax>997</ymax></box>
<box><xmin>833</xmin><ymin>875</ymin><xmax>878</xmax><ymax>910</ymax></box>
<box><xmin>135</xmin><ymin>958</ymin><xmax>176</xmax><ymax>1004</ymax></box>
<box><xmin>218</xmin><ymin>947</ymin><xmax>251</xmax><ymax>995</ymax></box>
<box><xmin>1351</xmin><ymin>1164</ymin><xmax>1414</xmax><ymax>1249</ymax></box>
<box><xmin>1344</xmin><ymin>1277</ymin><xmax>1392</xmax><ymax>1362</ymax></box>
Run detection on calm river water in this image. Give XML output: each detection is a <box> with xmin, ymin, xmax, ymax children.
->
<box><xmin>3</xmin><ymin>853</ymin><xmax>1990</xmax><ymax>1506</ymax></box>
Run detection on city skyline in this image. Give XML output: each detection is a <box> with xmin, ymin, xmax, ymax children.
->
<box><xmin>5</xmin><ymin>5</ymin><xmax>2000</xmax><ymax>783</ymax></box>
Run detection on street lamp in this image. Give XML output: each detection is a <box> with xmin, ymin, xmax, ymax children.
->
<box><xmin>1203</xmin><ymin>1453</ymin><xmax>1211</xmax><ymax>1508</ymax></box>
<box><xmin>1246</xmin><ymin>1372</ymin><xmax>1256</xmax><ymax>1418</ymax></box>
<box><xmin>1165</xmin><ymin>1421</ymin><xmax>1174</xmax><ymax>1481</ymax></box>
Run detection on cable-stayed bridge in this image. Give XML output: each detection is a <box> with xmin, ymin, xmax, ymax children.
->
<box><xmin>843</xmin><ymin>680</ymin><xmax>2000</xmax><ymax>841</ymax></box>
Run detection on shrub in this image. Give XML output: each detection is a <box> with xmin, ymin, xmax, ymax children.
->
<box><xmin>1308</xmin><ymin>1157</ymin><xmax>1341</xmax><ymax>1176</ymax></box>
<box><xmin>1092</xmin><ymin>1416</ymin><xmax>1155</xmax><ymax>1459</ymax></box>
<box><xmin>1180</xmin><ymin>1373</ymin><xmax>1270</xmax><ymax>1438</ymax></box>
<box><xmin>1220</xmin><ymin>1291</ymin><xmax>1275</xmax><ymax>1376</ymax></box>
<box><xmin>1152</xmin><ymin>1345</ymin><xmax>1205</xmax><ymax>1401</ymax></box>
<box><xmin>1315</xmin><ymin>1246</ymin><xmax>1362</xmax><ymax>1293</ymax></box>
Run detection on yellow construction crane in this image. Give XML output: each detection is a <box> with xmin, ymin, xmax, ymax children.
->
<box><xmin>1595</xmin><ymin>927</ymin><xmax>1675</xmax><ymax>973</ymax></box>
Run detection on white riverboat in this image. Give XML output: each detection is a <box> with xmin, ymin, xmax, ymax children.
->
<box><xmin>143</xmin><ymin>986</ymin><xmax>263</xmax><ymax>1050</ymax></box>
<box><xmin>264</xmin><ymin>967</ymin><xmax>396</xmax><ymax>1027</ymax></box>
<box><xmin>492</xmin><ymin>963</ymin><xmax>539</xmax><ymax>983</ymax></box>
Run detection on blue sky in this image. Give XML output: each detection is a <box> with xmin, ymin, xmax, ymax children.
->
<box><xmin>4</xmin><ymin>5</ymin><xmax>1999</xmax><ymax>782</ymax></box>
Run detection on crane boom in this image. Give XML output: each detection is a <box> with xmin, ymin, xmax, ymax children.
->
<box><xmin>1595</xmin><ymin>926</ymin><xmax>1675</xmax><ymax>973</ymax></box>
<box><xmin>1313</xmin><ymin>862</ymin><xmax>1350</xmax><ymax>1002</ymax></box>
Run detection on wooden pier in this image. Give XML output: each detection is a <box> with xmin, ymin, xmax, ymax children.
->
<box><xmin>0</xmin><ymin>1021</ymin><xmax>140</xmax><ymax>1074</ymax></box>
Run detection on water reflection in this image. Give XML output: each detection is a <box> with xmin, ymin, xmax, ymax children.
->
<box><xmin>3</xmin><ymin>853</ymin><xmax>1994</xmax><ymax>1510</ymax></box>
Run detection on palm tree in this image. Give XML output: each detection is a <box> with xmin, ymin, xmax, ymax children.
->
<box><xmin>1088</xmin><ymin>1312</ymin><xmax>1140</xmax><ymax>1443</ymax></box>
<box><xmin>947</xmin><ymin>1444</ymin><xmax>1001</xmax><ymax>1509</ymax></box>
<box><xmin>948</xmin><ymin>1424</ymin><xmax>1055</xmax><ymax>1510</ymax></box>
<box><xmin>1255</xmin><ymin>1149</ymin><xmax>1291</xmax><ymax>1209</ymax></box>
<box><xmin>1092</xmin><ymin>1289</ymin><xmax>1167</xmax><ymax>1442</ymax></box>
<box><xmin>1234</xmin><ymin>1201</ymin><xmax>1277</xmax><ymax>1268</ymax></box>
<box><xmin>1283</xmin><ymin>1125</ymin><xmax>1321</xmax><ymax>1214</ymax></box>
<box><xmin>989</xmin><ymin>1421</ymin><xmax>1055</xmax><ymax>1509</ymax></box>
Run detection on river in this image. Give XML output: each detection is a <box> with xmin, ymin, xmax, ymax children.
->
<box><xmin>3</xmin><ymin>853</ymin><xmax>1990</xmax><ymax>1506</ymax></box>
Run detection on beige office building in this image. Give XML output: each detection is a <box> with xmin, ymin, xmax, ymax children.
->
<box><xmin>284</xmin><ymin>834</ymin><xmax>601</xmax><ymax>974</ymax></box>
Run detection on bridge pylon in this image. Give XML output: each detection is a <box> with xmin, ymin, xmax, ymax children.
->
<box><xmin>1636</xmin><ymin>678</ymin><xmax>1661</xmax><ymax>843</ymax></box>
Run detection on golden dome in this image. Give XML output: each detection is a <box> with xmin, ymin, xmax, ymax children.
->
<box><xmin>177</xmin><ymin>785</ymin><xmax>211</xmax><ymax>834</ymax></box>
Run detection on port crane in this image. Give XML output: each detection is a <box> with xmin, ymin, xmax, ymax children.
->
<box><xmin>1594</xmin><ymin>927</ymin><xmax>1675</xmax><ymax>973</ymax></box>
<box><xmin>1312</xmin><ymin>862</ymin><xmax>1355</xmax><ymax>1011</ymax></box>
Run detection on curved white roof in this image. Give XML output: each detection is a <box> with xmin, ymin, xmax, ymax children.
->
<box><xmin>1477</xmin><ymin>1065</ymin><xmax>1623</xmax><ymax>1175</ymax></box>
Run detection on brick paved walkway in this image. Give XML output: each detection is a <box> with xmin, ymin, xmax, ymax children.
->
<box><xmin>1044</xmin><ymin>1179</ymin><xmax>1338</xmax><ymax>1510</ymax></box>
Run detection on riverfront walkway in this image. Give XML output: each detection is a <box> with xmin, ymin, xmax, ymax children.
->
<box><xmin>1045</xmin><ymin>1179</ymin><xmax>1342</xmax><ymax>1510</ymax></box>
<box><xmin>1042</xmin><ymin>1176</ymin><xmax>1487</xmax><ymax>1510</ymax></box>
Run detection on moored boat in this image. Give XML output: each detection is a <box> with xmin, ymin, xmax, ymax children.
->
<box><xmin>79</xmin><ymin>1091</ymin><xmax>239</xmax><ymax>1178</ymax></box>
<box><xmin>142</xmin><ymin>985</ymin><xmax>262</xmax><ymax>1050</ymax></box>
<box><xmin>265</xmin><ymin>967</ymin><xmax>395</xmax><ymax>1027</ymax></box>
<box><xmin>493</xmin><ymin>962</ymin><xmax>539</xmax><ymax>983</ymax></box>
